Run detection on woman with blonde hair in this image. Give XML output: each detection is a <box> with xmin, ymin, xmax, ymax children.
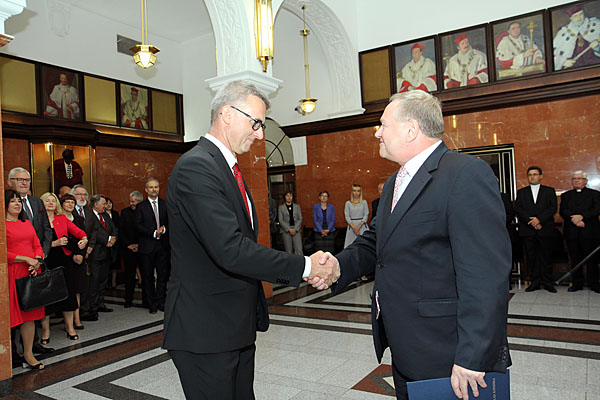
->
<box><xmin>39</xmin><ymin>192</ymin><xmax>87</xmax><ymax>343</ymax></box>
<box><xmin>344</xmin><ymin>184</ymin><xmax>369</xmax><ymax>248</ymax></box>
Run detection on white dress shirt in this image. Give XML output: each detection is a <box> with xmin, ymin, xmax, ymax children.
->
<box><xmin>530</xmin><ymin>184</ymin><xmax>540</xmax><ymax>204</ymax></box>
<box><xmin>396</xmin><ymin>140</ymin><xmax>443</xmax><ymax>200</ymax></box>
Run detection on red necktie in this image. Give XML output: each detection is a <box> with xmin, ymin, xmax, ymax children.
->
<box><xmin>232</xmin><ymin>163</ymin><xmax>250</xmax><ymax>218</ymax></box>
<box><xmin>99</xmin><ymin>214</ymin><xmax>108</xmax><ymax>232</ymax></box>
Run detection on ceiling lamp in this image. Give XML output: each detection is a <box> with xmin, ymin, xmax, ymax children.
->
<box><xmin>130</xmin><ymin>0</ymin><xmax>160</xmax><ymax>69</ymax></box>
<box><xmin>255</xmin><ymin>0</ymin><xmax>274</xmax><ymax>72</ymax></box>
<box><xmin>298</xmin><ymin>5</ymin><xmax>317</xmax><ymax>114</ymax></box>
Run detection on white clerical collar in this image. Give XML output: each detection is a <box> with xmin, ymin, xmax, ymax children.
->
<box><xmin>530</xmin><ymin>184</ymin><xmax>540</xmax><ymax>189</ymax></box>
<box><xmin>205</xmin><ymin>133</ymin><xmax>237</xmax><ymax>170</ymax></box>
<box><xmin>403</xmin><ymin>140</ymin><xmax>442</xmax><ymax>178</ymax></box>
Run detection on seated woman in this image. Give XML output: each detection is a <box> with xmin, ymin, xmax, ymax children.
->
<box><xmin>39</xmin><ymin>192</ymin><xmax>87</xmax><ymax>343</ymax></box>
<box><xmin>312</xmin><ymin>191</ymin><xmax>335</xmax><ymax>254</ymax></box>
<box><xmin>344</xmin><ymin>184</ymin><xmax>369</xmax><ymax>248</ymax></box>
<box><xmin>5</xmin><ymin>189</ymin><xmax>45</xmax><ymax>370</ymax></box>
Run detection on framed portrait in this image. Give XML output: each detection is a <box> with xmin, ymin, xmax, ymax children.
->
<box><xmin>550</xmin><ymin>0</ymin><xmax>600</xmax><ymax>72</ymax></box>
<box><xmin>359</xmin><ymin>46</ymin><xmax>393</xmax><ymax>104</ymax></box>
<box><xmin>440</xmin><ymin>26</ymin><xmax>489</xmax><ymax>90</ymax></box>
<box><xmin>120</xmin><ymin>83</ymin><xmax>150</xmax><ymax>130</ymax></box>
<box><xmin>393</xmin><ymin>37</ymin><xmax>438</xmax><ymax>93</ymax></box>
<box><xmin>41</xmin><ymin>66</ymin><xmax>82</xmax><ymax>121</ymax></box>
<box><xmin>492</xmin><ymin>12</ymin><xmax>547</xmax><ymax>81</ymax></box>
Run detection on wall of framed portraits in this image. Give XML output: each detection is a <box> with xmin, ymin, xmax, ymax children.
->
<box><xmin>359</xmin><ymin>0</ymin><xmax>600</xmax><ymax>105</ymax></box>
<box><xmin>0</xmin><ymin>54</ymin><xmax>184</xmax><ymax>139</ymax></box>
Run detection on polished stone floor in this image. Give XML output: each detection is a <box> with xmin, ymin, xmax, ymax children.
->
<box><xmin>6</xmin><ymin>280</ymin><xmax>600</xmax><ymax>399</ymax></box>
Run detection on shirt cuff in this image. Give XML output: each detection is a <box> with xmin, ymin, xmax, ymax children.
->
<box><xmin>302</xmin><ymin>256</ymin><xmax>311</xmax><ymax>279</ymax></box>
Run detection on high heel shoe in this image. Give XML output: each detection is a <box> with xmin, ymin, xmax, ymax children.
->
<box><xmin>22</xmin><ymin>361</ymin><xmax>44</xmax><ymax>370</ymax></box>
<box><xmin>66</xmin><ymin>332</ymin><xmax>79</xmax><ymax>340</ymax></box>
<box><xmin>40</xmin><ymin>337</ymin><xmax>50</xmax><ymax>345</ymax></box>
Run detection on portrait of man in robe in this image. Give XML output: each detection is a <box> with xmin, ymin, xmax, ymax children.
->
<box><xmin>441</xmin><ymin>27</ymin><xmax>489</xmax><ymax>89</ymax></box>
<box><xmin>120</xmin><ymin>84</ymin><xmax>150</xmax><ymax>130</ymax></box>
<box><xmin>493</xmin><ymin>13</ymin><xmax>546</xmax><ymax>81</ymax></box>
<box><xmin>42</xmin><ymin>67</ymin><xmax>81</xmax><ymax>121</ymax></box>
<box><xmin>394</xmin><ymin>37</ymin><xmax>438</xmax><ymax>93</ymax></box>
<box><xmin>551</xmin><ymin>1</ymin><xmax>600</xmax><ymax>71</ymax></box>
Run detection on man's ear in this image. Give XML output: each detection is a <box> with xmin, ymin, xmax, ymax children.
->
<box><xmin>406</xmin><ymin>119</ymin><xmax>420</xmax><ymax>142</ymax></box>
<box><xmin>220</xmin><ymin>106</ymin><xmax>232</xmax><ymax>126</ymax></box>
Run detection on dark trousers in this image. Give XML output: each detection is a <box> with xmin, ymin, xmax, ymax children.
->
<box><xmin>314</xmin><ymin>231</ymin><xmax>335</xmax><ymax>254</ymax></box>
<box><xmin>88</xmin><ymin>257</ymin><xmax>110</xmax><ymax>314</ymax></box>
<box><xmin>566</xmin><ymin>236</ymin><xmax>600</xmax><ymax>288</ymax></box>
<box><xmin>123</xmin><ymin>248</ymin><xmax>140</xmax><ymax>305</ymax></box>
<box><xmin>139</xmin><ymin>247</ymin><xmax>170</xmax><ymax>308</ymax></box>
<box><xmin>169</xmin><ymin>344</ymin><xmax>256</xmax><ymax>400</ymax></box>
<box><xmin>523</xmin><ymin>235</ymin><xmax>553</xmax><ymax>287</ymax></box>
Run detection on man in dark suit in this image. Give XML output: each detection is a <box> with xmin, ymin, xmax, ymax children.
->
<box><xmin>120</xmin><ymin>190</ymin><xmax>143</xmax><ymax>307</ymax></box>
<box><xmin>163</xmin><ymin>81</ymin><xmax>338</xmax><ymax>399</ymax></box>
<box><xmin>137</xmin><ymin>178</ymin><xmax>170</xmax><ymax>313</ymax></box>
<box><xmin>315</xmin><ymin>91</ymin><xmax>511</xmax><ymax>400</ymax></box>
<box><xmin>7</xmin><ymin>167</ymin><xmax>55</xmax><ymax>356</ymax></box>
<box><xmin>86</xmin><ymin>194</ymin><xmax>118</xmax><ymax>321</ymax></box>
<box><xmin>559</xmin><ymin>170</ymin><xmax>600</xmax><ymax>293</ymax></box>
<box><xmin>370</xmin><ymin>182</ymin><xmax>384</xmax><ymax>224</ymax></box>
<box><xmin>515</xmin><ymin>166</ymin><xmax>558</xmax><ymax>293</ymax></box>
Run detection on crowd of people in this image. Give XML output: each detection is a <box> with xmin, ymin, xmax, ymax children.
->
<box><xmin>4</xmin><ymin>168</ymin><xmax>171</xmax><ymax>370</ymax></box>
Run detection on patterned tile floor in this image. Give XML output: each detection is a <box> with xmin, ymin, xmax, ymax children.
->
<box><xmin>5</xmin><ymin>280</ymin><xmax>600</xmax><ymax>399</ymax></box>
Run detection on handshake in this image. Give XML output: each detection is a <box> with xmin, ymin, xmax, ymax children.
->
<box><xmin>303</xmin><ymin>251</ymin><xmax>341</xmax><ymax>290</ymax></box>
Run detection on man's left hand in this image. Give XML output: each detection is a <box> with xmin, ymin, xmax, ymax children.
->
<box><xmin>450</xmin><ymin>364</ymin><xmax>486</xmax><ymax>400</ymax></box>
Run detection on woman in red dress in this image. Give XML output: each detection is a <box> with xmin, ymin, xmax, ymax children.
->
<box><xmin>4</xmin><ymin>189</ymin><xmax>45</xmax><ymax>370</ymax></box>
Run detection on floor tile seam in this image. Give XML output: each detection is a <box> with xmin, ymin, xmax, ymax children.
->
<box><xmin>282</xmin><ymin>302</ymin><xmax>371</xmax><ymax>312</ymax></box>
<box><xmin>508</xmin><ymin>313</ymin><xmax>600</xmax><ymax>326</ymax></box>
<box><xmin>509</xmin><ymin>343</ymin><xmax>600</xmax><ymax>360</ymax></box>
<box><xmin>270</xmin><ymin>315</ymin><xmax>371</xmax><ymax>328</ymax></box>
<box><xmin>508</xmin><ymin>322</ymin><xmax>600</xmax><ymax>335</ymax></box>
<box><xmin>508</xmin><ymin>334</ymin><xmax>600</xmax><ymax>349</ymax></box>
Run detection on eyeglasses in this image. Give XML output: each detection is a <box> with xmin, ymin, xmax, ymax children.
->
<box><xmin>230</xmin><ymin>105</ymin><xmax>266</xmax><ymax>132</ymax></box>
<box><xmin>10</xmin><ymin>177</ymin><xmax>31</xmax><ymax>183</ymax></box>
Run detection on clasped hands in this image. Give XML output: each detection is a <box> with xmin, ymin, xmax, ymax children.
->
<box><xmin>303</xmin><ymin>251</ymin><xmax>340</xmax><ymax>290</ymax></box>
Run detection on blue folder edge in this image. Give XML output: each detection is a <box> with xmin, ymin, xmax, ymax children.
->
<box><xmin>407</xmin><ymin>370</ymin><xmax>510</xmax><ymax>400</ymax></box>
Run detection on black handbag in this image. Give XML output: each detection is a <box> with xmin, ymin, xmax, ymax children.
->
<box><xmin>15</xmin><ymin>260</ymin><xmax>68</xmax><ymax>312</ymax></box>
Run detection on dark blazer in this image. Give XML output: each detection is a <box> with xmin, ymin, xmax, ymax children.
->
<box><xmin>136</xmin><ymin>198</ymin><xmax>169</xmax><ymax>254</ymax></box>
<box><xmin>119</xmin><ymin>207</ymin><xmax>139</xmax><ymax>247</ymax></box>
<box><xmin>163</xmin><ymin>137</ymin><xmax>305</xmax><ymax>354</ymax></box>
<box><xmin>90</xmin><ymin>211</ymin><xmax>118</xmax><ymax>261</ymax></box>
<box><xmin>560</xmin><ymin>187</ymin><xmax>600</xmax><ymax>240</ymax></box>
<box><xmin>514</xmin><ymin>185</ymin><xmax>557</xmax><ymax>237</ymax></box>
<box><xmin>332</xmin><ymin>143</ymin><xmax>511</xmax><ymax>381</ymax></box>
<box><xmin>23</xmin><ymin>194</ymin><xmax>53</xmax><ymax>256</ymax></box>
<box><xmin>312</xmin><ymin>203</ymin><xmax>335</xmax><ymax>232</ymax></box>
<box><xmin>75</xmin><ymin>204</ymin><xmax>98</xmax><ymax>253</ymax></box>
<box><xmin>371</xmin><ymin>197</ymin><xmax>380</xmax><ymax>223</ymax></box>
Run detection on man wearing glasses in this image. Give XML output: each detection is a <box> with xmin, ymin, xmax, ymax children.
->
<box><xmin>164</xmin><ymin>80</ymin><xmax>339</xmax><ymax>399</ymax></box>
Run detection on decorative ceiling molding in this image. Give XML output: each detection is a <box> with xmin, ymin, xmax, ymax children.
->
<box><xmin>0</xmin><ymin>0</ymin><xmax>25</xmax><ymax>35</ymax></box>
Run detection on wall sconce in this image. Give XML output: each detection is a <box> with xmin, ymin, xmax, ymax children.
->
<box><xmin>255</xmin><ymin>0</ymin><xmax>274</xmax><ymax>72</ymax></box>
<box><xmin>130</xmin><ymin>0</ymin><xmax>160</xmax><ymax>69</ymax></box>
<box><xmin>297</xmin><ymin>5</ymin><xmax>317</xmax><ymax>114</ymax></box>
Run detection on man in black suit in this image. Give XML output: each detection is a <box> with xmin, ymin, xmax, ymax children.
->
<box><xmin>560</xmin><ymin>170</ymin><xmax>600</xmax><ymax>293</ymax></box>
<box><xmin>370</xmin><ymin>182</ymin><xmax>384</xmax><ymax>224</ymax></box>
<box><xmin>86</xmin><ymin>194</ymin><xmax>118</xmax><ymax>321</ymax></box>
<box><xmin>315</xmin><ymin>91</ymin><xmax>511</xmax><ymax>400</ymax></box>
<box><xmin>7</xmin><ymin>167</ymin><xmax>55</xmax><ymax>356</ymax></box>
<box><xmin>120</xmin><ymin>190</ymin><xmax>143</xmax><ymax>307</ymax></box>
<box><xmin>137</xmin><ymin>178</ymin><xmax>170</xmax><ymax>314</ymax></box>
<box><xmin>515</xmin><ymin>166</ymin><xmax>558</xmax><ymax>293</ymax></box>
<box><xmin>163</xmin><ymin>81</ymin><xmax>338</xmax><ymax>399</ymax></box>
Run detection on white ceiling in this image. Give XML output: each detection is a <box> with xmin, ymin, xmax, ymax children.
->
<box><xmin>64</xmin><ymin>0</ymin><xmax>214</xmax><ymax>42</ymax></box>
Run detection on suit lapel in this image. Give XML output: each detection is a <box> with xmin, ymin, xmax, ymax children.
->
<box><xmin>379</xmin><ymin>143</ymin><xmax>447</xmax><ymax>251</ymax></box>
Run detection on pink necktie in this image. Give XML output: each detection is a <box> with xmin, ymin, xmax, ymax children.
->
<box><xmin>232</xmin><ymin>163</ymin><xmax>250</xmax><ymax>218</ymax></box>
<box><xmin>391</xmin><ymin>166</ymin><xmax>408</xmax><ymax>212</ymax></box>
<box><xmin>152</xmin><ymin>200</ymin><xmax>160</xmax><ymax>230</ymax></box>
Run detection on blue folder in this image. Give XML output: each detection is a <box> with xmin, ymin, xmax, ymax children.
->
<box><xmin>407</xmin><ymin>370</ymin><xmax>510</xmax><ymax>400</ymax></box>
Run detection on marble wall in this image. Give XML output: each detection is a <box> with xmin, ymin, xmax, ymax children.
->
<box><xmin>295</xmin><ymin>94</ymin><xmax>600</xmax><ymax>228</ymax></box>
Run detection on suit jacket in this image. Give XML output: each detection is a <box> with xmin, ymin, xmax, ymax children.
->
<box><xmin>75</xmin><ymin>204</ymin><xmax>98</xmax><ymax>254</ymax></box>
<box><xmin>312</xmin><ymin>203</ymin><xmax>335</xmax><ymax>232</ymax></box>
<box><xmin>163</xmin><ymin>137</ymin><xmax>305</xmax><ymax>354</ymax></box>
<box><xmin>559</xmin><ymin>187</ymin><xmax>600</xmax><ymax>240</ymax></box>
<box><xmin>514</xmin><ymin>185</ymin><xmax>557</xmax><ymax>237</ymax></box>
<box><xmin>278</xmin><ymin>203</ymin><xmax>302</xmax><ymax>233</ymax></box>
<box><xmin>371</xmin><ymin>197</ymin><xmax>380</xmax><ymax>223</ymax></box>
<box><xmin>137</xmin><ymin>198</ymin><xmax>169</xmax><ymax>254</ymax></box>
<box><xmin>119</xmin><ymin>207</ymin><xmax>139</xmax><ymax>247</ymax></box>
<box><xmin>332</xmin><ymin>143</ymin><xmax>511</xmax><ymax>381</ymax></box>
<box><xmin>23</xmin><ymin>194</ymin><xmax>53</xmax><ymax>256</ymax></box>
<box><xmin>90</xmin><ymin>211</ymin><xmax>118</xmax><ymax>261</ymax></box>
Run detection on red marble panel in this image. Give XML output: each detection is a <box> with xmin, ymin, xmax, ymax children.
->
<box><xmin>2</xmin><ymin>138</ymin><xmax>30</xmax><ymax>187</ymax></box>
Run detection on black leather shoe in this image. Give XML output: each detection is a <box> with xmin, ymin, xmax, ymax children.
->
<box><xmin>81</xmin><ymin>313</ymin><xmax>99</xmax><ymax>321</ymax></box>
<box><xmin>149</xmin><ymin>306</ymin><xmax>158</xmax><ymax>314</ymax></box>
<box><xmin>32</xmin><ymin>344</ymin><xmax>55</xmax><ymax>354</ymax></box>
<box><xmin>97</xmin><ymin>307</ymin><xmax>113</xmax><ymax>313</ymax></box>
<box><xmin>158</xmin><ymin>304</ymin><xmax>165</xmax><ymax>312</ymax></box>
<box><xmin>568</xmin><ymin>286</ymin><xmax>582</xmax><ymax>292</ymax></box>
<box><xmin>525</xmin><ymin>284</ymin><xmax>539</xmax><ymax>292</ymax></box>
<box><xmin>544</xmin><ymin>285</ymin><xmax>557</xmax><ymax>293</ymax></box>
<box><xmin>591</xmin><ymin>287</ymin><xmax>600</xmax><ymax>294</ymax></box>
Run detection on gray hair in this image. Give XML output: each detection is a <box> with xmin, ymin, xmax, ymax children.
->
<box><xmin>8</xmin><ymin>167</ymin><xmax>30</xmax><ymax>180</ymax></box>
<box><xmin>145</xmin><ymin>177</ymin><xmax>159</xmax><ymax>187</ymax></box>
<box><xmin>573</xmin><ymin>170</ymin><xmax>587</xmax><ymax>178</ymax></box>
<box><xmin>129</xmin><ymin>190</ymin><xmax>144</xmax><ymax>201</ymax></box>
<box><xmin>389</xmin><ymin>91</ymin><xmax>444</xmax><ymax>139</ymax></box>
<box><xmin>90</xmin><ymin>194</ymin><xmax>106</xmax><ymax>206</ymax></box>
<box><xmin>210</xmin><ymin>81</ymin><xmax>270</xmax><ymax>126</ymax></box>
<box><xmin>70</xmin><ymin>184</ymin><xmax>89</xmax><ymax>195</ymax></box>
